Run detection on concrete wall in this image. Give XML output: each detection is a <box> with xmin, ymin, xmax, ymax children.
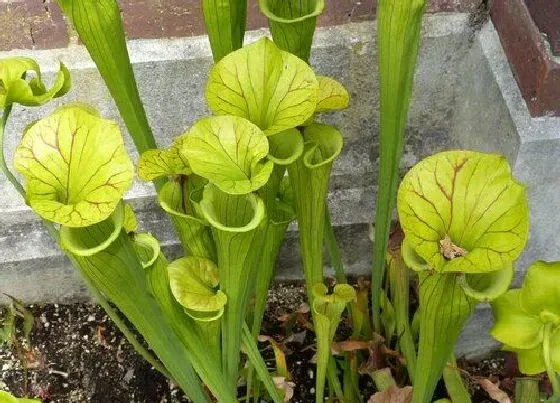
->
<box><xmin>1</xmin><ymin>13</ymin><xmax>559</xmax><ymax>357</ymax></box>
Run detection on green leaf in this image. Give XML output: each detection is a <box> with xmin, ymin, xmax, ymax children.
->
<box><xmin>519</xmin><ymin>261</ymin><xmax>560</xmax><ymax>318</ymax></box>
<box><xmin>0</xmin><ymin>57</ymin><xmax>70</xmax><ymax>109</ymax></box>
<box><xmin>0</xmin><ymin>306</ymin><xmax>15</xmax><ymax>347</ymax></box>
<box><xmin>258</xmin><ymin>0</ymin><xmax>324</xmax><ymax>24</ymax></box>
<box><xmin>312</xmin><ymin>283</ymin><xmax>356</xmax><ymax>403</ymax></box>
<box><xmin>302</xmin><ymin>123</ymin><xmax>344</xmax><ymax>168</ymax></box>
<box><xmin>315</xmin><ymin>76</ymin><xmax>350</xmax><ymax>113</ymax></box>
<box><xmin>206</xmin><ymin>37</ymin><xmax>319</xmax><ymax>136</ymax></box>
<box><xmin>372</xmin><ymin>0</ymin><xmax>426</xmax><ymax>332</ymax></box>
<box><xmin>287</xmin><ymin>123</ymin><xmax>343</xmax><ymax>297</ymax></box>
<box><xmin>130</xmin><ymin>233</ymin><xmax>225</xmax><ymax>398</ymax></box>
<box><xmin>553</xmin><ymin>327</ymin><xmax>560</xmax><ymax>372</ymax></box>
<box><xmin>397</xmin><ymin>151</ymin><xmax>529</xmax><ymax>274</ymax></box>
<box><xmin>443</xmin><ymin>355</ymin><xmax>471</xmax><ymax>403</ymax></box>
<box><xmin>158</xmin><ymin>180</ymin><xmax>216</xmax><ymax>260</ymax></box>
<box><xmin>460</xmin><ymin>264</ymin><xmax>514</xmax><ymax>302</ymax></box>
<box><xmin>504</xmin><ymin>344</ymin><xmax>546</xmax><ymax>375</ymax></box>
<box><xmin>413</xmin><ymin>273</ymin><xmax>475</xmax><ymax>403</ymax></box>
<box><xmin>0</xmin><ymin>391</ymin><xmax>41</xmax><ymax>403</ymax></box>
<box><xmin>66</xmin><ymin>220</ymin><xmax>216</xmax><ymax>402</ymax></box>
<box><xmin>57</xmin><ymin>0</ymin><xmax>157</xmax><ymax>156</ymax></box>
<box><xmin>200</xmin><ymin>184</ymin><xmax>266</xmax><ymax>389</ymax></box>
<box><xmin>137</xmin><ymin>140</ymin><xmax>191</xmax><ymax>181</ymax></box>
<box><xmin>249</xmin><ymin>165</ymin><xmax>295</xmax><ymax>347</ymax></box>
<box><xmin>401</xmin><ymin>236</ymin><xmax>430</xmax><ymax>272</ymax></box>
<box><xmin>387</xmin><ymin>252</ymin><xmax>416</xmax><ymax>380</ymax></box>
<box><xmin>168</xmin><ymin>256</ymin><xmax>227</xmax><ymax>314</ymax></box>
<box><xmin>312</xmin><ymin>283</ymin><xmax>356</xmax><ymax>336</ymax></box>
<box><xmin>257</xmin><ymin>0</ymin><xmax>325</xmax><ymax>62</ymax></box>
<box><xmin>181</xmin><ymin>116</ymin><xmax>273</xmax><ymax>194</ymax></box>
<box><xmin>490</xmin><ymin>289</ymin><xmax>543</xmax><ymax>350</ymax></box>
<box><xmin>131</xmin><ymin>232</ymin><xmax>160</xmax><ymax>268</ymax></box>
<box><xmin>267</xmin><ymin>129</ymin><xmax>304</xmax><ymax>166</ymax></box>
<box><xmin>380</xmin><ymin>291</ymin><xmax>396</xmax><ymax>341</ymax></box>
<box><xmin>60</xmin><ymin>201</ymin><xmax>125</xmax><ymax>256</ymax></box>
<box><xmin>250</xmin><ymin>193</ymin><xmax>294</xmax><ymax>339</ymax></box>
<box><xmin>242</xmin><ymin>324</ymin><xmax>285</xmax><ymax>403</ymax></box>
<box><xmin>0</xmin><ymin>391</ymin><xmax>18</xmax><ymax>403</ymax></box>
<box><xmin>14</xmin><ymin>105</ymin><xmax>133</xmax><ymax>227</ymax></box>
<box><xmin>123</xmin><ymin>202</ymin><xmax>138</xmax><ymax>234</ymax></box>
<box><xmin>10</xmin><ymin>297</ymin><xmax>34</xmax><ymax>342</ymax></box>
<box><xmin>202</xmin><ymin>0</ymin><xmax>247</xmax><ymax>62</ymax></box>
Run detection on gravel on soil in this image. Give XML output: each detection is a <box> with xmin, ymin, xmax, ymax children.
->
<box><xmin>0</xmin><ymin>281</ymin><xmax>528</xmax><ymax>402</ymax></box>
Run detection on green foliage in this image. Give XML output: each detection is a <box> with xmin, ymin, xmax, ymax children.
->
<box><xmin>258</xmin><ymin>0</ymin><xmax>325</xmax><ymax>61</ymax></box>
<box><xmin>14</xmin><ymin>105</ymin><xmax>134</xmax><ymax>228</ymax></box>
<box><xmin>491</xmin><ymin>261</ymin><xmax>560</xmax><ymax>377</ymax></box>
<box><xmin>3</xmin><ymin>4</ymin><xmax>348</xmax><ymax>401</ymax></box>
<box><xmin>202</xmin><ymin>0</ymin><xmax>247</xmax><ymax>62</ymax></box>
<box><xmin>200</xmin><ymin>184</ymin><xmax>266</xmax><ymax>389</ymax></box>
<box><xmin>206</xmin><ymin>37</ymin><xmax>318</xmax><ymax>136</ymax></box>
<box><xmin>397</xmin><ymin>150</ymin><xmax>529</xmax><ymax>402</ymax></box>
<box><xmin>372</xmin><ymin>0</ymin><xmax>426</xmax><ymax>334</ymax></box>
<box><xmin>398</xmin><ymin>151</ymin><xmax>529</xmax><ymax>274</ymax></box>
<box><xmin>6</xmin><ymin>2</ymin><xmax>548</xmax><ymax>401</ymax></box>
<box><xmin>0</xmin><ymin>296</ymin><xmax>34</xmax><ymax>348</ymax></box>
<box><xmin>181</xmin><ymin>116</ymin><xmax>273</xmax><ymax>194</ymax></box>
<box><xmin>168</xmin><ymin>256</ymin><xmax>227</xmax><ymax>315</ymax></box>
<box><xmin>312</xmin><ymin>284</ymin><xmax>356</xmax><ymax>403</ymax></box>
<box><xmin>56</xmin><ymin>0</ymin><xmax>158</xmax><ymax>156</ymax></box>
<box><xmin>315</xmin><ymin>76</ymin><xmax>350</xmax><ymax>112</ymax></box>
<box><xmin>0</xmin><ymin>391</ymin><xmax>41</xmax><ymax>403</ymax></box>
<box><xmin>137</xmin><ymin>143</ymin><xmax>192</xmax><ymax>182</ymax></box>
<box><xmin>0</xmin><ymin>58</ymin><xmax>70</xmax><ymax>109</ymax></box>
<box><xmin>288</xmin><ymin>124</ymin><xmax>344</xmax><ymax>294</ymax></box>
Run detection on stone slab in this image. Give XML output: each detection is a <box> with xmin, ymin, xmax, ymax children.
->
<box><xmin>465</xmin><ymin>22</ymin><xmax>560</xmax><ymax>281</ymax></box>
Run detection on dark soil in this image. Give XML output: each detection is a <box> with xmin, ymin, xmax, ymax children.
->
<box><xmin>0</xmin><ymin>281</ymin><xmax>545</xmax><ymax>402</ymax></box>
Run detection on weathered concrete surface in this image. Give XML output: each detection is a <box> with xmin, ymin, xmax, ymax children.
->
<box><xmin>2</xmin><ymin>13</ymin><xmax>560</xmax><ymax>357</ymax></box>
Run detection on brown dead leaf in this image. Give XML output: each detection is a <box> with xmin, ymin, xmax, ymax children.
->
<box><xmin>368</xmin><ymin>386</ymin><xmax>413</xmax><ymax>403</ymax></box>
<box><xmin>273</xmin><ymin>376</ymin><xmax>295</xmax><ymax>402</ymax></box>
<box><xmin>331</xmin><ymin>340</ymin><xmax>371</xmax><ymax>355</ymax></box>
<box><xmin>478</xmin><ymin>379</ymin><xmax>511</xmax><ymax>403</ymax></box>
<box><xmin>25</xmin><ymin>348</ymin><xmax>47</xmax><ymax>370</ymax></box>
<box><xmin>278</xmin><ymin>304</ymin><xmax>313</xmax><ymax>336</ymax></box>
<box><xmin>258</xmin><ymin>335</ymin><xmax>291</xmax><ymax>379</ymax></box>
<box><xmin>95</xmin><ymin>326</ymin><xmax>107</xmax><ymax>347</ymax></box>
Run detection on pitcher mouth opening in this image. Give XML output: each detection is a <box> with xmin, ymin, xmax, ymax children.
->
<box><xmin>200</xmin><ymin>184</ymin><xmax>265</xmax><ymax>233</ymax></box>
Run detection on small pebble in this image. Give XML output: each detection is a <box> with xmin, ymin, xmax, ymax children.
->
<box><xmin>124</xmin><ymin>368</ymin><xmax>134</xmax><ymax>382</ymax></box>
